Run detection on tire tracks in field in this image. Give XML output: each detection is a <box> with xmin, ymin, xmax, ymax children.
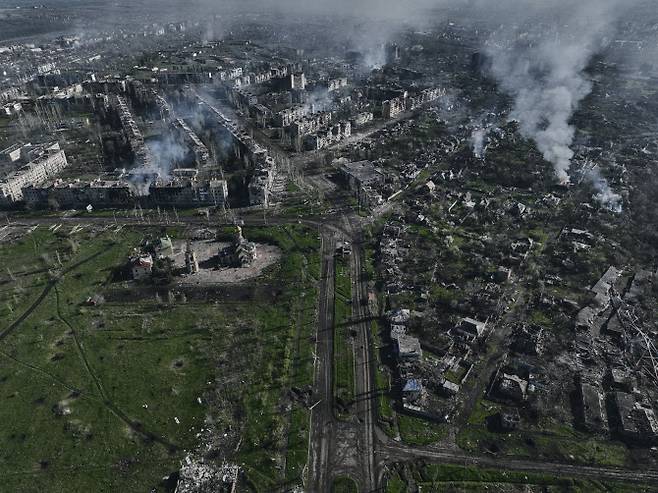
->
<box><xmin>54</xmin><ymin>286</ymin><xmax>181</xmax><ymax>453</ymax></box>
<box><xmin>0</xmin><ymin>243</ymin><xmax>181</xmax><ymax>452</ymax></box>
<box><xmin>0</xmin><ymin>246</ymin><xmax>111</xmax><ymax>342</ymax></box>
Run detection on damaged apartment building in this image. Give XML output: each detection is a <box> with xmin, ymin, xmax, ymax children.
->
<box><xmin>337</xmin><ymin>159</ymin><xmax>385</xmax><ymax>209</ymax></box>
<box><xmin>23</xmin><ymin>171</ymin><xmax>229</xmax><ymax>209</ymax></box>
<box><xmin>0</xmin><ymin>142</ymin><xmax>69</xmax><ymax>206</ymax></box>
<box><xmin>198</xmin><ymin>98</ymin><xmax>277</xmax><ymax>207</ymax></box>
<box><xmin>382</xmin><ymin>88</ymin><xmax>445</xmax><ymax>119</ymax></box>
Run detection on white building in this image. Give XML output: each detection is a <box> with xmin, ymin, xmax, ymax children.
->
<box><xmin>0</xmin><ymin>143</ymin><xmax>68</xmax><ymax>205</ymax></box>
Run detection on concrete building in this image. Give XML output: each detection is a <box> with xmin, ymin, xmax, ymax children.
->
<box><xmin>289</xmin><ymin>112</ymin><xmax>333</xmax><ymax>138</ymax></box>
<box><xmin>383</xmin><ymin>88</ymin><xmax>444</xmax><ymax>119</ymax></box>
<box><xmin>304</xmin><ymin>121</ymin><xmax>351</xmax><ymax>151</ymax></box>
<box><xmin>455</xmin><ymin>317</ymin><xmax>487</xmax><ymax>342</ymax></box>
<box><xmin>1</xmin><ymin>142</ymin><xmax>24</xmax><ymax>162</ymax></box>
<box><xmin>338</xmin><ymin>160</ymin><xmax>385</xmax><ymax>208</ymax></box>
<box><xmin>289</xmin><ymin>72</ymin><xmax>306</xmax><ymax>91</ymax></box>
<box><xmin>327</xmin><ymin>77</ymin><xmax>348</xmax><ymax>92</ymax></box>
<box><xmin>611</xmin><ymin>392</ymin><xmax>658</xmax><ymax>444</ymax></box>
<box><xmin>185</xmin><ymin>240</ymin><xmax>199</xmax><ymax>274</ymax></box>
<box><xmin>351</xmin><ymin>112</ymin><xmax>374</xmax><ymax>128</ymax></box>
<box><xmin>385</xmin><ymin>43</ymin><xmax>401</xmax><ymax>65</ymax></box>
<box><xmin>575</xmin><ymin>380</ymin><xmax>607</xmax><ymax>432</ymax></box>
<box><xmin>1</xmin><ymin>142</ymin><xmax>68</xmax><ymax>205</ymax></box>
<box><xmin>382</xmin><ymin>95</ymin><xmax>407</xmax><ymax>119</ymax></box>
<box><xmin>23</xmin><ymin>176</ymin><xmax>228</xmax><ymax>209</ymax></box>
<box><xmin>394</xmin><ymin>333</ymin><xmax>422</xmax><ymax>361</ymax></box>
<box><xmin>172</xmin><ymin>118</ymin><xmax>211</xmax><ymax>168</ymax></box>
<box><xmin>115</xmin><ymin>95</ymin><xmax>152</xmax><ymax>167</ymax></box>
<box><xmin>274</xmin><ymin>105</ymin><xmax>308</xmax><ymax>127</ymax></box>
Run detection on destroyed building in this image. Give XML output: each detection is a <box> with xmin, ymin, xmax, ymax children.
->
<box><xmin>337</xmin><ymin>160</ymin><xmax>385</xmax><ymax>208</ymax></box>
<box><xmin>131</xmin><ymin>253</ymin><xmax>154</xmax><ymax>280</ymax></box>
<box><xmin>22</xmin><ymin>175</ymin><xmax>228</xmax><ymax>209</ymax></box>
<box><xmin>0</xmin><ymin>142</ymin><xmax>69</xmax><ymax>205</ymax></box>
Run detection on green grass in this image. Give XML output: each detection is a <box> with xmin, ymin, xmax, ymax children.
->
<box><xmin>230</xmin><ymin>225</ymin><xmax>320</xmax><ymax>491</ymax></box>
<box><xmin>334</xmin><ymin>257</ymin><xmax>355</xmax><ymax>418</ymax></box>
<box><xmin>388</xmin><ymin>463</ymin><xmax>657</xmax><ymax>492</ymax></box>
<box><xmin>457</xmin><ymin>424</ymin><xmax>630</xmax><ymax>467</ymax></box>
<box><xmin>397</xmin><ymin>414</ymin><xmax>447</xmax><ymax>446</ymax></box>
<box><xmin>0</xmin><ymin>226</ymin><xmax>207</xmax><ymax>492</ymax></box>
<box><xmin>467</xmin><ymin>398</ymin><xmax>502</xmax><ymax>425</ymax></box>
<box><xmin>0</xmin><ymin>223</ymin><xmax>322</xmax><ymax>492</ymax></box>
<box><xmin>332</xmin><ymin>476</ymin><xmax>359</xmax><ymax>493</ymax></box>
<box><xmin>286</xmin><ymin>180</ymin><xmax>301</xmax><ymax>193</ymax></box>
<box><xmin>371</xmin><ymin>320</ymin><xmax>395</xmax><ymax>437</ymax></box>
<box><xmin>385</xmin><ymin>474</ymin><xmax>408</xmax><ymax>493</ymax></box>
<box><xmin>412</xmin><ymin>464</ymin><xmax>647</xmax><ymax>492</ymax></box>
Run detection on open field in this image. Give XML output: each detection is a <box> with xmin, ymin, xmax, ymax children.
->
<box><xmin>457</xmin><ymin>398</ymin><xmax>631</xmax><ymax>468</ymax></box>
<box><xmin>0</xmin><ymin>222</ymin><xmax>321</xmax><ymax>492</ymax></box>
<box><xmin>385</xmin><ymin>463</ymin><xmax>658</xmax><ymax>492</ymax></box>
<box><xmin>334</xmin><ymin>256</ymin><xmax>355</xmax><ymax>418</ymax></box>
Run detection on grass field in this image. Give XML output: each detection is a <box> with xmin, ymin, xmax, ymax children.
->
<box><xmin>334</xmin><ymin>256</ymin><xmax>355</xmax><ymax>418</ymax></box>
<box><xmin>397</xmin><ymin>414</ymin><xmax>448</xmax><ymax>446</ymax></box>
<box><xmin>385</xmin><ymin>464</ymin><xmax>654</xmax><ymax>492</ymax></box>
<box><xmin>458</xmin><ymin>398</ymin><xmax>630</xmax><ymax>467</ymax></box>
<box><xmin>0</xmin><ymin>222</ymin><xmax>321</xmax><ymax>492</ymax></box>
<box><xmin>332</xmin><ymin>476</ymin><xmax>359</xmax><ymax>493</ymax></box>
<box><xmin>208</xmin><ymin>224</ymin><xmax>321</xmax><ymax>491</ymax></box>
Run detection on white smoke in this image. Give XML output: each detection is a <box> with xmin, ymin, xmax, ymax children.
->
<box><xmin>470</xmin><ymin>127</ymin><xmax>489</xmax><ymax>159</ymax></box>
<box><xmin>586</xmin><ymin>166</ymin><xmax>623</xmax><ymax>213</ymax></box>
<box><xmin>484</xmin><ymin>0</ymin><xmax>629</xmax><ymax>184</ymax></box>
<box><xmin>128</xmin><ymin>134</ymin><xmax>189</xmax><ymax>195</ymax></box>
<box><xmin>304</xmin><ymin>86</ymin><xmax>333</xmax><ymax>113</ymax></box>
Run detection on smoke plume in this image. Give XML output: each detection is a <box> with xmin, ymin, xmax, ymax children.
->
<box><xmin>586</xmin><ymin>166</ymin><xmax>623</xmax><ymax>213</ymax></box>
<box><xmin>470</xmin><ymin>127</ymin><xmax>488</xmax><ymax>159</ymax></box>
<box><xmin>128</xmin><ymin>134</ymin><xmax>188</xmax><ymax>195</ymax></box>
<box><xmin>483</xmin><ymin>0</ymin><xmax>629</xmax><ymax>184</ymax></box>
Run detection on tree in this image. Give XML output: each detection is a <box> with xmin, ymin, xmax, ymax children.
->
<box><xmin>151</xmin><ymin>257</ymin><xmax>175</xmax><ymax>285</ymax></box>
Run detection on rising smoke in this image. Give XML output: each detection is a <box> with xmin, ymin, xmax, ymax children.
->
<box><xmin>585</xmin><ymin>166</ymin><xmax>623</xmax><ymax>213</ymax></box>
<box><xmin>128</xmin><ymin>134</ymin><xmax>188</xmax><ymax>195</ymax></box>
<box><xmin>304</xmin><ymin>86</ymin><xmax>333</xmax><ymax>113</ymax></box>
<box><xmin>482</xmin><ymin>0</ymin><xmax>632</xmax><ymax>187</ymax></box>
<box><xmin>59</xmin><ymin>0</ymin><xmax>648</xmax><ymax>208</ymax></box>
<box><xmin>470</xmin><ymin>127</ymin><xmax>488</xmax><ymax>159</ymax></box>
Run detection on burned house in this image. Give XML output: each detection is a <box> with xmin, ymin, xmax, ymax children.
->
<box><xmin>489</xmin><ymin>368</ymin><xmax>529</xmax><ymax>404</ymax></box>
<box><xmin>494</xmin><ymin>408</ymin><xmax>521</xmax><ymax>432</ymax></box>
<box><xmin>575</xmin><ymin>266</ymin><xmax>622</xmax><ymax>337</ymax></box>
<box><xmin>402</xmin><ymin>379</ymin><xmax>422</xmax><ymax>402</ymax></box>
<box><xmin>394</xmin><ymin>333</ymin><xmax>422</xmax><ymax>361</ymax></box>
<box><xmin>510</xmin><ymin>324</ymin><xmax>544</xmax><ymax>356</ymax></box>
<box><xmin>439</xmin><ymin>379</ymin><xmax>460</xmax><ymax>397</ymax></box>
